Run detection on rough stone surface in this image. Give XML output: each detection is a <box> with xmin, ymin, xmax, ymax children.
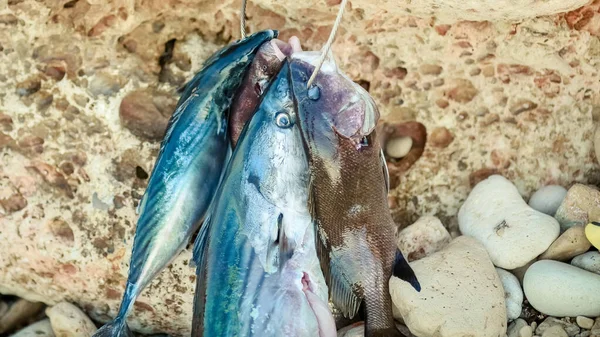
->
<box><xmin>555</xmin><ymin>184</ymin><xmax>600</xmax><ymax>231</ymax></box>
<box><xmin>390</xmin><ymin>236</ymin><xmax>507</xmax><ymax>337</ymax></box>
<box><xmin>508</xmin><ymin>319</ymin><xmax>528</xmax><ymax>337</ymax></box>
<box><xmin>45</xmin><ymin>302</ymin><xmax>96</xmax><ymax>337</ymax></box>
<box><xmin>536</xmin><ymin>317</ymin><xmax>580</xmax><ymax>337</ymax></box>
<box><xmin>10</xmin><ymin>319</ymin><xmax>55</xmax><ymax>337</ymax></box>
<box><xmin>538</xmin><ymin>225</ymin><xmax>591</xmax><ymax>261</ymax></box>
<box><xmin>524</xmin><ymin>260</ymin><xmax>600</xmax><ymax>317</ymax></box>
<box><xmin>458</xmin><ymin>175</ymin><xmax>560</xmax><ymax>269</ymax></box>
<box><xmin>396</xmin><ymin>215</ymin><xmax>451</xmax><ymax>262</ymax></box>
<box><xmin>0</xmin><ymin>0</ymin><xmax>600</xmax><ymax>335</ymax></box>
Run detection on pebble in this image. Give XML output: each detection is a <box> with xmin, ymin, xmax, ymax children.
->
<box><xmin>524</xmin><ymin>260</ymin><xmax>600</xmax><ymax>317</ymax></box>
<box><xmin>46</xmin><ymin>302</ymin><xmax>96</xmax><ymax>337</ymax></box>
<box><xmin>385</xmin><ymin>136</ymin><xmax>413</xmax><ymax>159</ymax></box>
<box><xmin>510</xmin><ymin>99</ymin><xmax>538</xmax><ymax>115</ymax></box>
<box><xmin>496</xmin><ymin>268</ymin><xmax>523</xmax><ymax>321</ymax></box>
<box><xmin>584</xmin><ymin>222</ymin><xmax>600</xmax><ymax>250</ymax></box>
<box><xmin>520</xmin><ymin>326</ymin><xmax>533</xmax><ymax>337</ymax></box>
<box><xmin>554</xmin><ymin>184</ymin><xmax>600</xmax><ymax>231</ymax></box>
<box><xmin>336</xmin><ymin>322</ymin><xmax>414</xmax><ymax>337</ymax></box>
<box><xmin>88</xmin><ymin>72</ymin><xmax>122</xmax><ymax>97</ymax></box>
<box><xmin>396</xmin><ymin>215</ymin><xmax>451</xmax><ymax>261</ymax></box>
<box><xmin>538</xmin><ymin>225</ymin><xmax>591</xmax><ymax>261</ymax></box>
<box><xmin>536</xmin><ymin>317</ymin><xmax>580</xmax><ymax>337</ymax></box>
<box><xmin>419</xmin><ymin>64</ymin><xmax>443</xmax><ymax>75</ymax></box>
<box><xmin>429</xmin><ymin>127</ymin><xmax>454</xmax><ymax>148</ymax></box>
<box><xmin>576</xmin><ymin>316</ymin><xmax>594</xmax><ymax>329</ymax></box>
<box><xmin>571</xmin><ymin>252</ymin><xmax>600</xmax><ymax>275</ymax></box>
<box><xmin>508</xmin><ymin>319</ymin><xmax>528</xmax><ymax>337</ymax></box>
<box><xmin>541</xmin><ymin>326</ymin><xmax>568</xmax><ymax>337</ymax></box>
<box><xmin>9</xmin><ymin>319</ymin><xmax>55</xmax><ymax>337</ymax></box>
<box><xmin>447</xmin><ymin>79</ymin><xmax>478</xmax><ymax>103</ymax></box>
<box><xmin>528</xmin><ymin>185</ymin><xmax>568</xmax><ymax>216</ymax></box>
<box><xmin>458</xmin><ymin>175</ymin><xmax>560</xmax><ymax>269</ymax></box>
<box><xmin>119</xmin><ymin>89</ymin><xmax>174</xmax><ymax>141</ymax></box>
<box><xmin>0</xmin><ymin>299</ymin><xmax>44</xmax><ymax>334</ymax></box>
<box><xmin>390</xmin><ymin>236</ymin><xmax>507</xmax><ymax>337</ymax></box>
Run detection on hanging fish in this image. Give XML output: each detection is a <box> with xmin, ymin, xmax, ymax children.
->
<box><xmin>93</xmin><ymin>30</ymin><xmax>277</xmax><ymax>337</ymax></box>
<box><xmin>191</xmin><ymin>60</ymin><xmax>335</xmax><ymax>337</ymax></box>
<box><xmin>289</xmin><ymin>51</ymin><xmax>421</xmax><ymax>337</ymax></box>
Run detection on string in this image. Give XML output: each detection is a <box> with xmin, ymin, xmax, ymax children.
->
<box><xmin>306</xmin><ymin>0</ymin><xmax>348</xmax><ymax>88</ymax></box>
<box><xmin>240</xmin><ymin>0</ymin><xmax>248</xmax><ymax>39</ymax></box>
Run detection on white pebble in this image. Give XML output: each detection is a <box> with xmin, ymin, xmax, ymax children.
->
<box><xmin>385</xmin><ymin>136</ymin><xmax>413</xmax><ymax>159</ymax></box>
<box><xmin>571</xmin><ymin>251</ymin><xmax>600</xmax><ymax>275</ymax></box>
<box><xmin>508</xmin><ymin>319</ymin><xmax>528</xmax><ymax>337</ymax></box>
<box><xmin>496</xmin><ymin>268</ymin><xmax>523</xmax><ymax>321</ymax></box>
<box><xmin>524</xmin><ymin>260</ymin><xmax>600</xmax><ymax>317</ymax></box>
<box><xmin>528</xmin><ymin>185</ymin><xmax>567</xmax><ymax>216</ymax></box>
<box><xmin>519</xmin><ymin>325</ymin><xmax>533</xmax><ymax>337</ymax></box>
<box><xmin>458</xmin><ymin>175</ymin><xmax>560</xmax><ymax>269</ymax></box>
<box><xmin>576</xmin><ymin>316</ymin><xmax>594</xmax><ymax>329</ymax></box>
<box><xmin>9</xmin><ymin>319</ymin><xmax>55</xmax><ymax>337</ymax></box>
<box><xmin>541</xmin><ymin>326</ymin><xmax>567</xmax><ymax>337</ymax></box>
<box><xmin>396</xmin><ymin>215</ymin><xmax>451</xmax><ymax>261</ymax></box>
<box><xmin>45</xmin><ymin>302</ymin><xmax>96</xmax><ymax>337</ymax></box>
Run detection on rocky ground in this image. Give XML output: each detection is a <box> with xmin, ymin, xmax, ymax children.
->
<box><xmin>2</xmin><ymin>0</ymin><xmax>600</xmax><ymax>336</ymax></box>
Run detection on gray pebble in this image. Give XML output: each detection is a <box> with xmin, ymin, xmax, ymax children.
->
<box><xmin>571</xmin><ymin>252</ymin><xmax>600</xmax><ymax>275</ymax></box>
<box><xmin>528</xmin><ymin>185</ymin><xmax>567</xmax><ymax>216</ymax></box>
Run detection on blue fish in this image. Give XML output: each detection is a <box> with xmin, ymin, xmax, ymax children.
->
<box><xmin>93</xmin><ymin>30</ymin><xmax>277</xmax><ymax>337</ymax></box>
<box><xmin>191</xmin><ymin>61</ymin><xmax>337</xmax><ymax>337</ymax></box>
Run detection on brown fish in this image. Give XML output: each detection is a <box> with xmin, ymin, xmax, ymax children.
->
<box><xmin>288</xmin><ymin>51</ymin><xmax>420</xmax><ymax>337</ymax></box>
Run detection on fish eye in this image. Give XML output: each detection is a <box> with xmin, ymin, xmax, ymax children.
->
<box><xmin>275</xmin><ymin>112</ymin><xmax>292</xmax><ymax>128</ymax></box>
<box><xmin>308</xmin><ymin>85</ymin><xmax>320</xmax><ymax>100</ymax></box>
<box><xmin>360</xmin><ymin>136</ymin><xmax>369</xmax><ymax>147</ymax></box>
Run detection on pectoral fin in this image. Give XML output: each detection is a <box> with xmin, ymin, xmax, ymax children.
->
<box><xmin>393</xmin><ymin>249</ymin><xmax>421</xmax><ymax>292</ymax></box>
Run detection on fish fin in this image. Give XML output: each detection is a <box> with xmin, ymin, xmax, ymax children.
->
<box><xmin>191</xmin><ymin>214</ymin><xmax>211</xmax><ymax>270</ymax></box>
<box><xmin>276</xmin><ymin>213</ymin><xmax>294</xmax><ymax>271</ymax></box>
<box><xmin>328</xmin><ymin>258</ymin><xmax>362</xmax><ymax>319</ymax></box>
<box><xmin>365</xmin><ymin>327</ymin><xmax>403</xmax><ymax>337</ymax></box>
<box><xmin>190</xmin><ymin>214</ymin><xmax>211</xmax><ymax>337</ymax></box>
<box><xmin>393</xmin><ymin>250</ymin><xmax>421</xmax><ymax>292</ymax></box>
<box><xmin>92</xmin><ymin>317</ymin><xmax>133</xmax><ymax>337</ymax></box>
<box><xmin>380</xmin><ymin>148</ymin><xmax>390</xmax><ymax>193</ymax></box>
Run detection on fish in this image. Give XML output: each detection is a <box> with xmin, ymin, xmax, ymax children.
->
<box><xmin>93</xmin><ymin>30</ymin><xmax>277</xmax><ymax>337</ymax></box>
<box><xmin>289</xmin><ymin>51</ymin><xmax>421</xmax><ymax>337</ymax></box>
<box><xmin>191</xmin><ymin>60</ymin><xmax>336</xmax><ymax>337</ymax></box>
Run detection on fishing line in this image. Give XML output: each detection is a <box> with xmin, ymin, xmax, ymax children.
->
<box><xmin>240</xmin><ymin>0</ymin><xmax>248</xmax><ymax>39</ymax></box>
<box><xmin>306</xmin><ymin>0</ymin><xmax>348</xmax><ymax>88</ymax></box>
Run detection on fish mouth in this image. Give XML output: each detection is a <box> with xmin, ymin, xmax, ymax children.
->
<box><xmin>301</xmin><ymin>272</ymin><xmax>337</xmax><ymax>337</ymax></box>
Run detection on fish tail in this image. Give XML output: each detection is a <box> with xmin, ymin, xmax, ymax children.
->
<box><xmin>365</xmin><ymin>327</ymin><xmax>404</xmax><ymax>337</ymax></box>
<box><xmin>393</xmin><ymin>249</ymin><xmax>421</xmax><ymax>292</ymax></box>
<box><xmin>92</xmin><ymin>316</ymin><xmax>133</xmax><ymax>337</ymax></box>
<box><xmin>93</xmin><ymin>282</ymin><xmax>138</xmax><ymax>337</ymax></box>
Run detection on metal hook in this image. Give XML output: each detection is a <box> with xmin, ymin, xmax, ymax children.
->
<box><xmin>306</xmin><ymin>0</ymin><xmax>348</xmax><ymax>88</ymax></box>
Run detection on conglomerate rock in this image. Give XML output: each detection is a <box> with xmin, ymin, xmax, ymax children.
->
<box><xmin>0</xmin><ymin>0</ymin><xmax>599</xmax><ymax>335</ymax></box>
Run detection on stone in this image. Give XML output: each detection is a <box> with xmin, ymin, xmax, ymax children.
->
<box><xmin>542</xmin><ymin>326</ymin><xmax>568</xmax><ymax>337</ymax></box>
<box><xmin>458</xmin><ymin>175</ymin><xmax>560</xmax><ymax>269</ymax></box>
<box><xmin>538</xmin><ymin>225</ymin><xmax>591</xmax><ymax>261</ymax></box>
<box><xmin>88</xmin><ymin>72</ymin><xmax>122</xmax><ymax>97</ymax></box>
<box><xmin>396</xmin><ymin>215</ymin><xmax>451</xmax><ymax>262</ymax></box>
<box><xmin>528</xmin><ymin>185</ymin><xmax>568</xmax><ymax>216</ymax></box>
<box><xmin>0</xmin><ymin>299</ymin><xmax>45</xmax><ymax>334</ymax></box>
<box><xmin>0</xmin><ymin>194</ymin><xmax>27</xmax><ymax>213</ymax></box>
<box><xmin>496</xmin><ymin>268</ymin><xmax>523</xmax><ymax>321</ymax></box>
<box><xmin>336</xmin><ymin>322</ymin><xmax>413</xmax><ymax>337</ymax></box>
<box><xmin>536</xmin><ymin>317</ymin><xmax>580</xmax><ymax>337</ymax></box>
<box><xmin>510</xmin><ymin>99</ymin><xmax>538</xmax><ymax>115</ymax></box>
<box><xmin>119</xmin><ymin>90</ymin><xmax>175</xmax><ymax>141</ymax></box>
<box><xmin>555</xmin><ymin>184</ymin><xmax>600</xmax><ymax>231</ymax></box>
<box><xmin>429</xmin><ymin>127</ymin><xmax>454</xmax><ymax>148</ymax></box>
<box><xmin>576</xmin><ymin>316</ymin><xmax>594</xmax><ymax>329</ymax></box>
<box><xmin>595</xmin><ymin>125</ymin><xmax>600</xmax><ymax>166</ymax></box>
<box><xmin>447</xmin><ymin>79</ymin><xmax>478</xmax><ymax>103</ymax></box>
<box><xmin>385</xmin><ymin>136</ymin><xmax>413</xmax><ymax>159</ymax></box>
<box><xmin>9</xmin><ymin>319</ymin><xmax>55</xmax><ymax>337</ymax></box>
<box><xmin>419</xmin><ymin>64</ymin><xmax>443</xmax><ymax>75</ymax></box>
<box><xmin>508</xmin><ymin>319</ymin><xmax>528</xmax><ymax>337</ymax></box>
<box><xmin>390</xmin><ymin>236</ymin><xmax>507</xmax><ymax>337</ymax></box>
<box><xmin>15</xmin><ymin>77</ymin><xmax>41</xmax><ymax>97</ymax></box>
<box><xmin>524</xmin><ymin>260</ymin><xmax>600</xmax><ymax>317</ymax></box>
<box><xmin>571</xmin><ymin>252</ymin><xmax>600</xmax><ymax>275</ymax></box>
<box><xmin>46</xmin><ymin>302</ymin><xmax>97</xmax><ymax>337</ymax></box>
<box><xmin>520</xmin><ymin>325</ymin><xmax>533</xmax><ymax>337</ymax></box>
<box><xmin>512</xmin><ymin>260</ymin><xmax>535</xmax><ymax>285</ymax></box>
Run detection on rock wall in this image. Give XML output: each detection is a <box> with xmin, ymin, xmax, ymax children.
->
<box><xmin>1</xmin><ymin>0</ymin><xmax>599</xmax><ymax>335</ymax></box>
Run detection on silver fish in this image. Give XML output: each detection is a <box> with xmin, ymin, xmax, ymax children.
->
<box><xmin>93</xmin><ymin>30</ymin><xmax>277</xmax><ymax>337</ymax></box>
<box><xmin>191</xmin><ymin>60</ymin><xmax>336</xmax><ymax>337</ymax></box>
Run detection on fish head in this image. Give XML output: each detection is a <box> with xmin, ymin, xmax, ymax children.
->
<box><xmin>289</xmin><ymin>50</ymin><xmax>380</xmax><ymax>160</ymax></box>
<box><xmin>229</xmin><ymin>37</ymin><xmax>303</xmax><ymax>147</ymax></box>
